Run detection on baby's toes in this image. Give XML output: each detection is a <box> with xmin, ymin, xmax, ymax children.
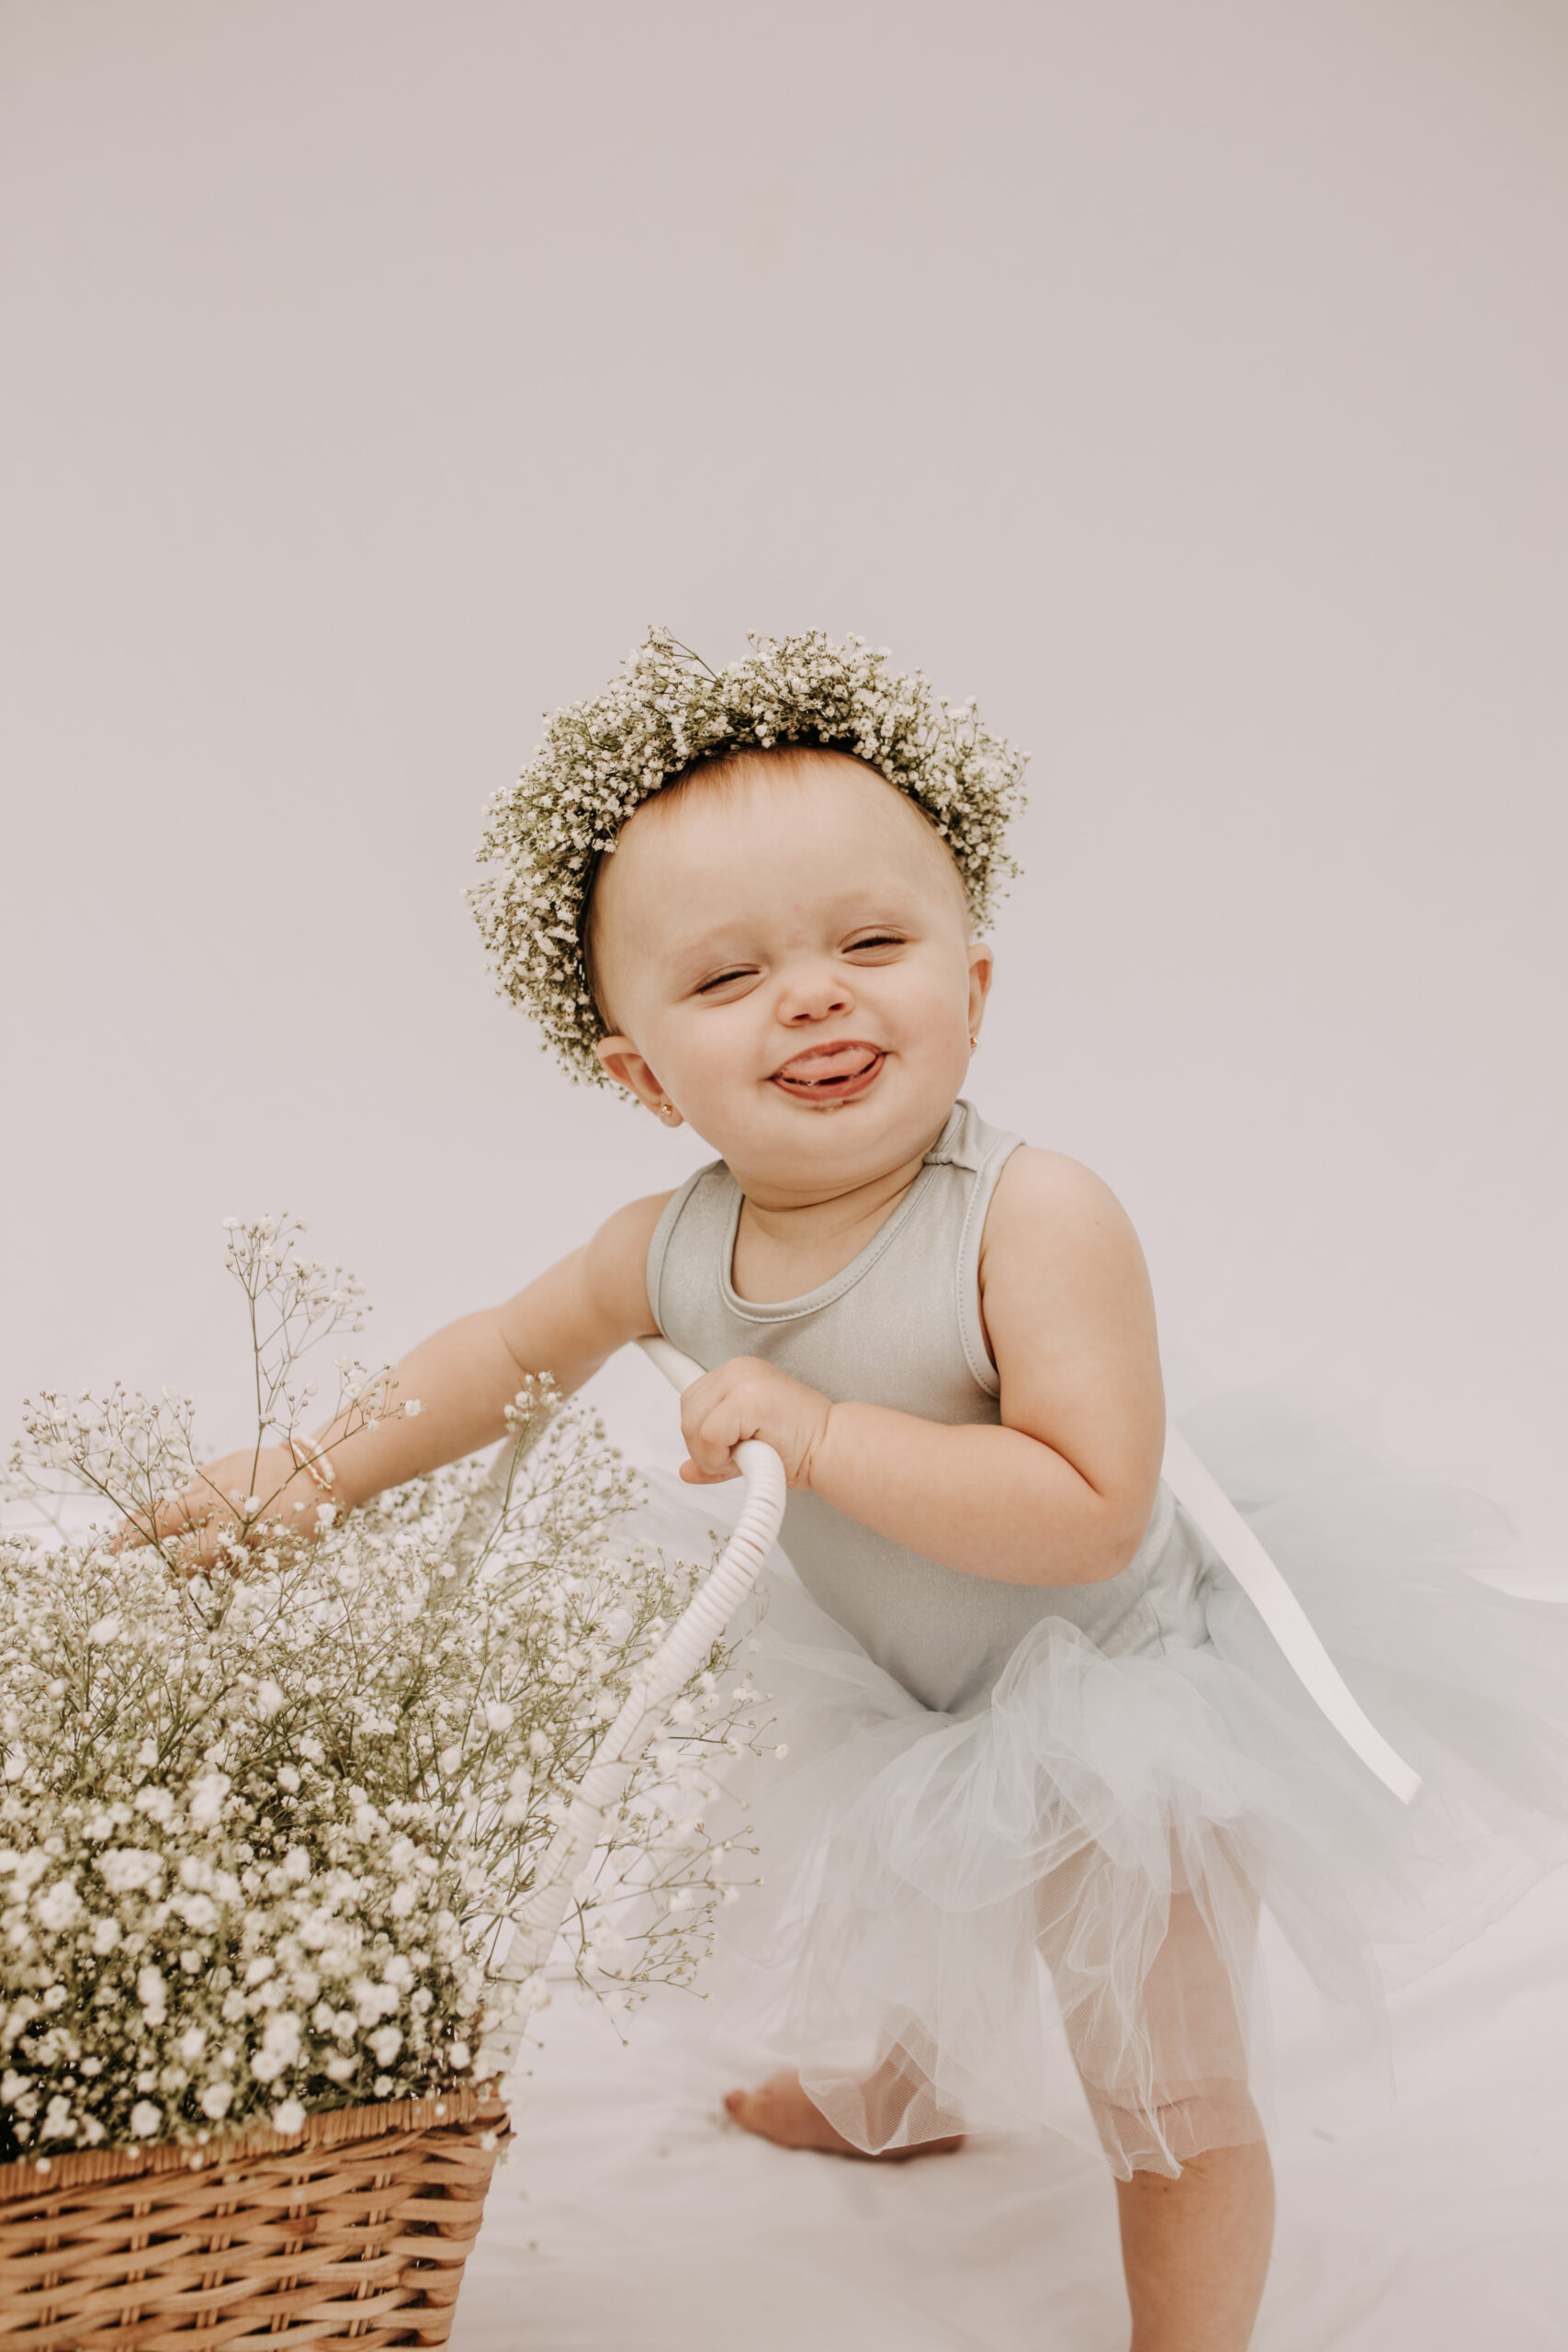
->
<box><xmin>724</xmin><ymin>2080</ymin><xmax>788</xmax><ymax>2139</ymax></box>
<box><xmin>724</xmin><ymin>2072</ymin><xmax>851</xmax><ymax>2152</ymax></box>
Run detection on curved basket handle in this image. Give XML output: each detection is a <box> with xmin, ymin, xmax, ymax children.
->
<box><xmin>479</xmin><ymin>1340</ymin><xmax>785</xmax><ymax>2075</ymax></box>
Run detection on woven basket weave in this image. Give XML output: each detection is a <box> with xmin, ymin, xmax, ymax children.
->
<box><xmin>0</xmin><ymin>2082</ymin><xmax>510</xmax><ymax>2350</ymax></box>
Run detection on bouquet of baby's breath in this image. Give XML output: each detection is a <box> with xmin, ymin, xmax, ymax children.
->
<box><xmin>0</xmin><ymin>1217</ymin><xmax>763</xmax><ymax>2163</ymax></box>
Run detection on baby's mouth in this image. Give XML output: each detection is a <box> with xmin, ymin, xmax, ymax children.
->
<box><xmin>770</xmin><ymin>1042</ymin><xmax>886</xmax><ymax>1104</ymax></box>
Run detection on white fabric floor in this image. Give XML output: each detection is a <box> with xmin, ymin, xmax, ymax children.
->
<box><xmin>454</xmin><ymin>1865</ymin><xmax>1568</xmax><ymax>2350</ymax></box>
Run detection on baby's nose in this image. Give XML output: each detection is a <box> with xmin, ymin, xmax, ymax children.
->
<box><xmin>777</xmin><ymin>967</ymin><xmax>852</xmax><ymax>1022</ymax></box>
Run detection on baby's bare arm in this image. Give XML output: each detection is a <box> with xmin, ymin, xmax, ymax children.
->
<box><xmin>321</xmin><ymin>1191</ymin><xmax>670</xmax><ymax>1508</ymax></box>
<box><xmin>818</xmin><ymin>1148</ymin><xmax>1163</xmax><ymax>1582</ymax></box>
<box><xmin>679</xmin><ymin>1151</ymin><xmax>1164</xmax><ymax>1588</ymax></box>
<box><xmin>145</xmin><ymin>1193</ymin><xmax>670</xmax><ymax>1553</ymax></box>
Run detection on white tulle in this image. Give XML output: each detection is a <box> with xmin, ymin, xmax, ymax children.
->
<box><xmin>620</xmin><ymin>1398</ymin><xmax>1568</xmax><ymax>2179</ymax></box>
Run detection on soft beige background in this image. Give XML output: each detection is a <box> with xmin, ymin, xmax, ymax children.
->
<box><xmin>3</xmin><ymin>1</ymin><xmax>1563</xmax><ymax>1542</ymax></box>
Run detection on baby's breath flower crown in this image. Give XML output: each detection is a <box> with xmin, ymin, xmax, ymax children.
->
<box><xmin>470</xmin><ymin>628</ymin><xmax>1028</xmax><ymax>1085</ymax></box>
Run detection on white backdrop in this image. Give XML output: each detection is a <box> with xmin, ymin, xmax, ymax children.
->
<box><xmin>4</xmin><ymin>8</ymin><xmax>1567</xmax><ymax>2345</ymax></box>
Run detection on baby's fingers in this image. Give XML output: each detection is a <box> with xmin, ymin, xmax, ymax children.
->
<box><xmin>679</xmin><ymin>1395</ymin><xmax>742</xmax><ymax>1481</ymax></box>
<box><xmin>110</xmin><ymin>1477</ymin><xmax>250</xmax><ymax>1567</ymax></box>
<box><xmin>107</xmin><ymin>1489</ymin><xmax>200</xmax><ymax>1554</ymax></box>
<box><xmin>678</xmin><ymin>1455</ymin><xmax>738</xmax><ymax>1486</ymax></box>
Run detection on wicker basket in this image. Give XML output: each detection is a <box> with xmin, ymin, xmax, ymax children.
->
<box><xmin>0</xmin><ymin>2081</ymin><xmax>510</xmax><ymax>2350</ymax></box>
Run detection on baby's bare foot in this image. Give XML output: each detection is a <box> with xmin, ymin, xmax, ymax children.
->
<box><xmin>724</xmin><ymin>2072</ymin><xmax>964</xmax><ymax>2161</ymax></box>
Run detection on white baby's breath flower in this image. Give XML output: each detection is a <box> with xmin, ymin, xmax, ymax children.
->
<box><xmin>352</xmin><ymin>1978</ymin><xmax>398</xmax><ymax>2029</ymax></box>
<box><xmin>251</xmin><ymin>2013</ymin><xmax>302</xmax><ymax>2080</ymax></box>
<box><xmin>199</xmin><ymin>2080</ymin><xmax>233</xmax><ymax>2120</ymax></box>
<box><xmin>273</xmin><ymin>2097</ymin><xmax>306</xmax><ymax>2135</ymax></box>
<box><xmin>34</xmin><ymin>1878</ymin><xmax>83</xmax><ymax>1932</ymax></box>
<box><xmin>188</xmin><ymin>1771</ymin><xmax>231</xmax><ymax>1826</ymax></box>
<box><xmin>129</xmin><ymin>2100</ymin><xmax>162</xmax><ymax>2137</ymax></box>
<box><xmin>99</xmin><ymin>1849</ymin><xmax>161</xmax><ymax>1894</ymax></box>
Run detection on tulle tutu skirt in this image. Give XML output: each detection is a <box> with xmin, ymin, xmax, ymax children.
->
<box><xmin>624</xmin><ymin>1398</ymin><xmax>1568</xmax><ymax>2178</ymax></box>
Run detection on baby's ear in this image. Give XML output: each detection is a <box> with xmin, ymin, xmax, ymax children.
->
<box><xmin>965</xmin><ymin>940</ymin><xmax>995</xmax><ymax>1026</ymax></box>
<box><xmin>594</xmin><ymin>1035</ymin><xmax>663</xmax><ymax>1113</ymax></box>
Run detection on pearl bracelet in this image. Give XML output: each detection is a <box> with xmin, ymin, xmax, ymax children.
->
<box><xmin>285</xmin><ymin>1433</ymin><xmax>337</xmax><ymax>1496</ymax></box>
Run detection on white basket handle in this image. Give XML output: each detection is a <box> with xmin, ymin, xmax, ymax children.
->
<box><xmin>479</xmin><ymin>1339</ymin><xmax>785</xmax><ymax>2075</ymax></box>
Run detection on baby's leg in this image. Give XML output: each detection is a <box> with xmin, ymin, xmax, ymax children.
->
<box><xmin>1114</xmin><ymin>2134</ymin><xmax>1274</xmax><ymax>2352</ymax></box>
<box><xmin>1047</xmin><ymin>1865</ymin><xmax>1274</xmax><ymax>2352</ymax></box>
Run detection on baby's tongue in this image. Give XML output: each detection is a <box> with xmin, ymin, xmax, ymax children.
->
<box><xmin>776</xmin><ymin>1045</ymin><xmax>875</xmax><ymax>1086</ymax></box>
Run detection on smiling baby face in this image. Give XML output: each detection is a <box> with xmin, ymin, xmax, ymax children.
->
<box><xmin>589</xmin><ymin>748</ymin><xmax>992</xmax><ymax>1200</ymax></box>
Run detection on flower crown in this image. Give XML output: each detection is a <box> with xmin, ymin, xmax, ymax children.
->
<box><xmin>470</xmin><ymin>627</ymin><xmax>1028</xmax><ymax>1086</ymax></box>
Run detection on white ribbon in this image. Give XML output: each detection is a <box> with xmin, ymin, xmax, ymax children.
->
<box><xmin>1161</xmin><ymin>1426</ymin><xmax>1421</xmax><ymax>1804</ymax></box>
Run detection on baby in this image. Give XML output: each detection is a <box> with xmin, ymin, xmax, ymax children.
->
<box><xmin>157</xmin><ymin>634</ymin><xmax>1568</xmax><ymax>2352</ymax></box>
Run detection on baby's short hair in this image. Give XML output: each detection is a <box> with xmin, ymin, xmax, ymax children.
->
<box><xmin>471</xmin><ymin>628</ymin><xmax>1026</xmax><ymax>1085</ymax></box>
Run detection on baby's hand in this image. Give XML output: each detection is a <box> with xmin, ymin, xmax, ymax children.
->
<box><xmin>678</xmin><ymin>1356</ymin><xmax>834</xmax><ymax>1491</ymax></box>
<box><xmin>112</xmin><ymin>1445</ymin><xmax>334</xmax><ymax>1572</ymax></box>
